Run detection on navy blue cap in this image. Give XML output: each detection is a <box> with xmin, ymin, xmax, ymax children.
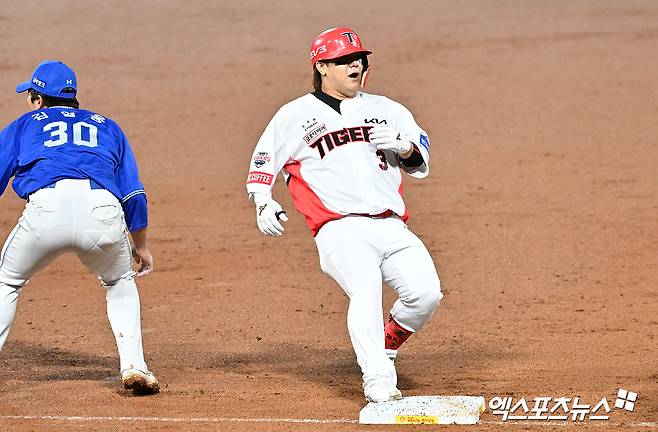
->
<box><xmin>16</xmin><ymin>60</ymin><xmax>77</xmax><ymax>99</ymax></box>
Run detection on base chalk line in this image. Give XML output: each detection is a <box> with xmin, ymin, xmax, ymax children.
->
<box><xmin>0</xmin><ymin>415</ymin><xmax>357</xmax><ymax>424</ymax></box>
<box><xmin>0</xmin><ymin>415</ymin><xmax>655</xmax><ymax>427</ymax></box>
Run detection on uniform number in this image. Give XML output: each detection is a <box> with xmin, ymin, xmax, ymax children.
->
<box><xmin>376</xmin><ymin>150</ymin><xmax>388</xmax><ymax>170</ymax></box>
<box><xmin>43</xmin><ymin>121</ymin><xmax>98</xmax><ymax>148</ymax></box>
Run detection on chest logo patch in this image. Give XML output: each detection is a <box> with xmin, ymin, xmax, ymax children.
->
<box><xmin>303</xmin><ymin>124</ymin><xmax>327</xmax><ymax>144</ymax></box>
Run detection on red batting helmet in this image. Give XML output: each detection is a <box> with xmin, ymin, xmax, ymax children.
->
<box><xmin>310</xmin><ymin>27</ymin><xmax>372</xmax><ymax>66</ymax></box>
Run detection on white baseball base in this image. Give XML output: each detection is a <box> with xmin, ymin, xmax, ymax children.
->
<box><xmin>359</xmin><ymin>395</ymin><xmax>486</xmax><ymax>425</ymax></box>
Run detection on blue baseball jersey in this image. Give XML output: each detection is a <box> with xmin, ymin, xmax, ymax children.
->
<box><xmin>0</xmin><ymin>107</ymin><xmax>147</xmax><ymax>231</ymax></box>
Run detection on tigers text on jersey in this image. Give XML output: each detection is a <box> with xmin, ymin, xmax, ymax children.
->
<box><xmin>0</xmin><ymin>107</ymin><xmax>147</xmax><ymax>231</ymax></box>
<box><xmin>247</xmin><ymin>91</ymin><xmax>431</xmax><ymax>236</ymax></box>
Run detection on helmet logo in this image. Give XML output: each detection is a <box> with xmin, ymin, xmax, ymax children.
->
<box><xmin>341</xmin><ymin>31</ymin><xmax>357</xmax><ymax>46</ymax></box>
<box><xmin>310</xmin><ymin>45</ymin><xmax>327</xmax><ymax>59</ymax></box>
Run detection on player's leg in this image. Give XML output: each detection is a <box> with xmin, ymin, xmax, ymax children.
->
<box><xmin>315</xmin><ymin>217</ymin><xmax>399</xmax><ymax>402</ymax></box>
<box><xmin>75</xmin><ymin>189</ymin><xmax>158</xmax><ymax>394</ymax></box>
<box><xmin>380</xmin><ymin>218</ymin><xmax>442</xmax><ymax>359</ymax></box>
<box><xmin>0</xmin><ymin>192</ymin><xmax>71</xmax><ymax>351</ymax></box>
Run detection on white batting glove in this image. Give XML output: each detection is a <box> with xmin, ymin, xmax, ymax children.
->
<box><xmin>369</xmin><ymin>125</ymin><xmax>412</xmax><ymax>154</ymax></box>
<box><xmin>253</xmin><ymin>193</ymin><xmax>288</xmax><ymax>236</ymax></box>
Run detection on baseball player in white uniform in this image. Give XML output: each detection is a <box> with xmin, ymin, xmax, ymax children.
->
<box><xmin>247</xmin><ymin>28</ymin><xmax>442</xmax><ymax>403</ymax></box>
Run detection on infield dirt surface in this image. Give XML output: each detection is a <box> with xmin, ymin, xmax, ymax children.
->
<box><xmin>0</xmin><ymin>1</ymin><xmax>656</xmax><ymax>431</ymax></box>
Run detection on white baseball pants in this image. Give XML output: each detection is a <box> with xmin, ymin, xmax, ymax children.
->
<box><xmin>315</xmin><ymin>216</ymin><xmax>442</xmax><ymax>389</ymax></box>
<box><xmin>0</xmin><ymin>179</ymin><xmax>149</xmax><ymax>373</ymax></box>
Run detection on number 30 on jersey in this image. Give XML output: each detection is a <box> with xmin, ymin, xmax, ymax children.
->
<box><xmin>43</xmin><ymin>121</ymin><xmax>98</xmax><ymax>148</ymax></box>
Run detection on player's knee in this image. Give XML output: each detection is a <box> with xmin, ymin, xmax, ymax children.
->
<box><xmin>0</xmin><ymin>281</ymin><xmax>19</xmax><ymax>291</ymax></box>
<box><xmin>100</xmin><ymin>270</ymin><xmax>135</xmax><ymax>289</ymax></box>
<box><xmin>0</xmin><ymin>271</ymin><xmax>28</xmax><ymax>290</ymax></box>
<box><xmin>0</xmin><ymin>280</ymin><xmax>23</xmax><ymax>306</ymax></box>
<box><xmin>416</xmin><ymin>279</ymin><xmax>443</xmax><ymax>314</ymax></box>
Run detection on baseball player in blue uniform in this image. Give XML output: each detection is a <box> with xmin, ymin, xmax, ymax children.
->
<box><xmin>0</xmin><ymin>61</ymin><xmax>159</xmax><ymax>395</ymax></box>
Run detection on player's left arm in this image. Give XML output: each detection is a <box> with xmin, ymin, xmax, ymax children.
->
<box><xmin>0</xmin><ymin>122</ymin><xmax>20</xmax><ymax>197</ymax></box>
<box><xmin>395</xmin><ymin>104</ymin><xmax>430</xmax><ymax>178</ymax></box>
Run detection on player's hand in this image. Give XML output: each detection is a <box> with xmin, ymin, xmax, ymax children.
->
<box><xmin>255</xmin><ymin>197</ymin><xmax>288</xmax><ymax>236</ymax></box>
<box><xmin>132</xmin><ymin>246</ymin><xmax>154</xmax><ymax>276</ymax></box>
<box><xmin>369</xmin><ymin>125</ymin><xmax>412</xmax><ymax>155</ymax></box>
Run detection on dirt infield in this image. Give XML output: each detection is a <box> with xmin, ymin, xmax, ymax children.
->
<box><xmin>1</xmin><ymin>1</ymin><xmax>657</xmax><ymax>430</ymax></box>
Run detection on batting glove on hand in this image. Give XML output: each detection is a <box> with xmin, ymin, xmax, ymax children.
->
<box><xmin>254</xmin><ymin>194</ymin><xmax>288</xmax><ymax>236</ymax></box>
<box><xmin>369</xmin><ymin>125</ymin><xmax>412</xmax><ymax>155</ymax></box>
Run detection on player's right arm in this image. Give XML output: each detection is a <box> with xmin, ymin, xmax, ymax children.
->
<box><xmin>0</xmin><ymin>121</ymin><xmax>20</xmax><ymax>197</ymax></box>
<box><xmin>129</xmin><ymin>227</ymin><xmax>152</xmax><ymax>276</ymax></box>
<box><xmin>246</xmin><ymin>107</ymin><xmax>295</xmax><ymax>236</ymax></box>
<box><xmin>114</xmin><ymin>126</ymin><xmax>152</xmax><ymax>276</ymax></box>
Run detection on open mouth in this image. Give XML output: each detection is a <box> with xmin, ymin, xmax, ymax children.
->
<box><xmin>349</xmin><ymin>72</ymin><xmax>360</xmax><ymax>79</ymax></box>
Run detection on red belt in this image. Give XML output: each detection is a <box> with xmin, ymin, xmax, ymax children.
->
<box><xmin>351</xmin><ymin>209</ymin><xmax>395</xmax><ymax>219</ymax></box>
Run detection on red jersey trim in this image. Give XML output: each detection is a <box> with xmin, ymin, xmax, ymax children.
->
<box><xmin>284</xmin><ymin>161</ymin><xmax>343</xmax><ymax>236</ymax></box>
<box><xmin>284</xmin><ymin>161</ymin><xmax>409</xmax><ymax>236</ymax></box>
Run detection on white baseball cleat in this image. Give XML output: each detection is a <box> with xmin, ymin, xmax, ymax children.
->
<box><xmin>365</xmin><ymin>383</ymin><xmax>403</xmax><ymax>403</ymax></box>
<box><xmin>121</xmin><ymin>368</ymin><xmax>160</xmax><ymax>395</ymax></box>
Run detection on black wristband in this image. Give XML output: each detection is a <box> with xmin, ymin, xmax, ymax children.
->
<box><xmin>400</xmin><ymin>144</ymin><xmax>424</xmax><ymax>169</ymax></box>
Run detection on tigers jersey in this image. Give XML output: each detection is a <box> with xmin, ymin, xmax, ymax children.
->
<box><xmin>247</xmin><ymin>91</ymin><xmax>431</xmax><ymax>236</ymax></box>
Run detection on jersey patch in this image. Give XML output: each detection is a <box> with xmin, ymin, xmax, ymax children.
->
<box><xmin>253</xmin><ymin>152</ymin><xmax>271</xmax><ymax>168</ymax></box>
<box><xmin>303</xmin><ymin>124</ymin><xmax>327</xmax><ymax>144</ymax></box>
<box><xmin>419</xmin><ymin>134</ymin><xmax>430</xmax><ymax>152</ymax></box>
<box><xmin>247</xmin><ymin>171</ymin><xmax>274</xmax><ymax>185</ymax></box>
